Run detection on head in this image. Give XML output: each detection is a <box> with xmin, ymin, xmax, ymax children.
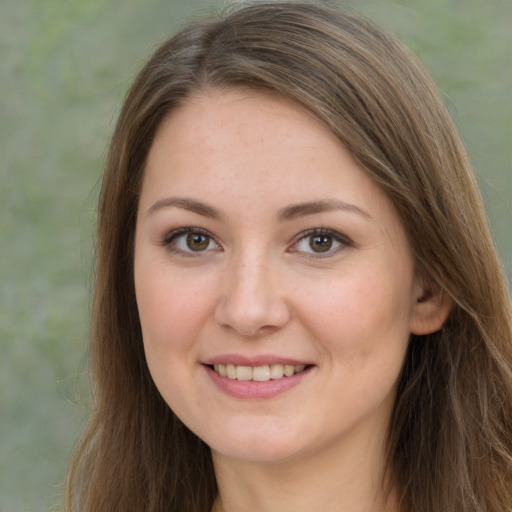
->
<box><xmin>77</xmin><ymin>2</ymin><xmax>512</xmax><ymax>511</ymax></box>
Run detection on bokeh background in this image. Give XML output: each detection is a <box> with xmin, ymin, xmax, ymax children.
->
<box><xmin>1</xmin><ymin>0</ymin><xmax>510</xmax><ymax>510</ymax></box>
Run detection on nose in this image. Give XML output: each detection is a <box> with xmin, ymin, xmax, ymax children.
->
<box><xmin>214</xmin><ymin>253</ymin><xmax>291</xmax><ymax>337</ymax></box>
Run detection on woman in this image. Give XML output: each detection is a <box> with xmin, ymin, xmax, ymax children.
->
<box><xmin>65</xmin><ymin>2</ymin><xmax>512</xmax><ymax>511</ymax></box>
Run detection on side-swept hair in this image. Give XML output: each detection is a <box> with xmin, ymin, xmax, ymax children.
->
<box><xmin>66</xmin><ymin>2</ymin><xmax>512</xmax><ymax>511</ymax></box>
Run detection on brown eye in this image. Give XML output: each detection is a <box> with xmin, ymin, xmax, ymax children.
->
<box><xmin>291</xmin><ymin>228</ymin><xmax>349</xmax><ymax>257</ymax></box>
<box><xmin>309</xmin><ymin>235</ymin><xmax>333</xmax><ymax>252</ymax></box>
<box><xmin>186</xmin><ymin>232</ymin><xmax>211</xmax><ymax>251</ymax></box>
<box><xmin>164</xmin><ymin>228</ymin><xmax>220</xmax><ymax>255</ymax></box>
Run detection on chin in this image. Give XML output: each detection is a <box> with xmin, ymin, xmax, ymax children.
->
<box><xmin>211</xmin><ymin>439</ymin><xmax>300</xmax><ymax>464</ymax></box>
<box><xmin>200</xmin><ymin>418</ymin><xmax>316</xmax><ymax>465</ymax></box>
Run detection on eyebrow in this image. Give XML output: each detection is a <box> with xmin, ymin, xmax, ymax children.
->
<box><xmin>277</xmin><ymin>199</ymin><xmax>371</xmax><ymax>221</ymax></box>
<box><xmin>146</xmin><ymin>197</ymin><xmax>222</xmax><ymax>219</ymax></box>
<box><xmin>146</xmin><ymin>196</ymin><xmax>370</xmax><ymax>221</ymax></box>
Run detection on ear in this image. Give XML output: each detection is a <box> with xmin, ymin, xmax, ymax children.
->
<box><xmin>410</xmin><ymin>276</ymin><xmax>452</xmax><ymax>335</ymax></box>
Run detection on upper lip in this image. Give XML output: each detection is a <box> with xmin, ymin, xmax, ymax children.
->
<box><xmin>204</xmin><ymin>354</ymin><xmax>313</xmax><ymax>366</ymax></box>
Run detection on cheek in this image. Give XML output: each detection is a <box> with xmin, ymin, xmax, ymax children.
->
<box><xmin>134</xmin><ymin>263</ymin><xmax>218</xmax><ymax>414</ymax></box>
<box><xmin>297</xmin><ymin>265</ymin><xmax>414</xmax><ymax>363</ymax></box>
<box><xmin>134</xmin><ymin>261</ymin><xmax>216</xmax><ymax>359</ymax></box>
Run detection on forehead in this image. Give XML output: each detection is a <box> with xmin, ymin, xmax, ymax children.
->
<box><xmin>145</xmin><ymin>89</ymin><xmax>350</xmax><ymax>185</ymax></box>
<box><xmin>154</xmin><ymin>89</ymin><xmax>337</xmax><ymax>155</ymax></box>
<box><xmin>141</xmin><ymin>89</ymin><xmax>400</xmax><ymax>228</ymax></box>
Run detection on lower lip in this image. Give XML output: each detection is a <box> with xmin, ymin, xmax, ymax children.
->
<box><xmin>204</xmin><ymin>365</ymin><xmax>313</xmax><ymax>399</ymax></box>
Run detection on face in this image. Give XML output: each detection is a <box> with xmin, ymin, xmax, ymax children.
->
<box><xmin>134</xmin><ymin>90</ymin><xmax>427</xmax><ymax>465</ymax></box>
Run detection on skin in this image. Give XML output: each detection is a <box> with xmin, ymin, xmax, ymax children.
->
<box><xmin>134</xmin><ymin>89</ymin><xmax>450</xmax><ymax>512</ymax></box>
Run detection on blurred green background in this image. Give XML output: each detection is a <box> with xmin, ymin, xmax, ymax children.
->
<box><xmin>1</xmin><ymin>0</ymin><xmax>510</xmax><ymax>510</ymax></box>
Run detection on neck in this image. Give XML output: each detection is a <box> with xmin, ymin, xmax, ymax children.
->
<box><xmin>211</xmin><ymin>425</ymin><xmax>398</xmax><ymax>512</ymax></box>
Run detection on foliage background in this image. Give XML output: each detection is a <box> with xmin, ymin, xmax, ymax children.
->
<box><xmin>1</xmin><ymin>0</ymin><xmax>510</xmax><ymax>510</ymax></box>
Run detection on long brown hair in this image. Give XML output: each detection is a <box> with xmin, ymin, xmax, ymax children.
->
<box><xmin>65</xmin><ymin>2</ymin><xmax>512</xmax><ymax>511</ymax></box>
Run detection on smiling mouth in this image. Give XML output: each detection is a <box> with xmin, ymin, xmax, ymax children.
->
<box><xmin>210</xmin><ymin>364</ymin><xmax>309</xmax><ymax>382</ymax></box>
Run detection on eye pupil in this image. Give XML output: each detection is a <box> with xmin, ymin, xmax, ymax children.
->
<box><xmin>310</xmin><ymin>235</ymin><xmax>332</xmax><ymax>252</ymax></box>
<box><xmin>186</xmin><ymin>233</ymin><xmax>210</xmax><ymax>251</ymax></box>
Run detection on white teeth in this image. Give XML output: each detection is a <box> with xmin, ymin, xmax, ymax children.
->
<box><xmin>284</xmin><ymin>365</ymin><xmax>295</xmax><ymax>377</ymax></box>
<box><xmin>213</xmin><ymin>363</ymin><xmax>307</xmax><ymax>381</ymax></box>
<box><xmin>253</xmin><ymin>365</ymin><xmax>270</xmax><ymax>382</ymax></box>
<box><xmin>270</xmin><ymin>364</ymin><xmax>284</xmax><ymax>379</ymax></box>
<box><xmin>226</xmin><ymin>364</ymin><xmax>236</xmax><ymax>379</ymax></box>
<box><xmin>235</xmin><ymin>366</ymin><xmax>252</xmax><ymax>381</ymax></box>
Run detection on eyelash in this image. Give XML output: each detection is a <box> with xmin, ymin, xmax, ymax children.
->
<box><xmin>161</xmin><ymin>227</ymin><xmax>353</xmax><ymax>258</ymax></box>
<box><xmin>289</xmin><ymin>228</ymin><xmax>354</xmax><ymax>258</ymax></box>
<box><xmin>162</xmin><ymin>227</ymin><xmax>221</xmax><ymax>257</ymax></box>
